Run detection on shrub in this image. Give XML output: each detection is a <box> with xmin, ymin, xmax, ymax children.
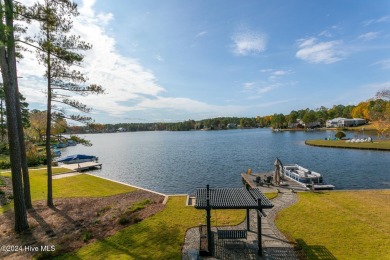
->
<box><xmin>335</xmin><ymin>131</ymin><xmax>346</xmax><ymax>139</ymax></box>
<box><xmin>127</xmin><ymin>199</ymin><xmax>152</xmax><ymax>213</ymax></box>
<box><xmin>0</xmin><ymin>160</ymin><xmax>11</xmax><ymax>169</ymax></box>
<box><xmin>96</xmin><ymin>205</ymin><xmax>111</xmax><ymax>217</ymax></box>
<box><xmin>0</xmin><ymin>176</ymin><xmax>5</xmax><ymax>186</ymax></box>
<box><xmin>0</xmin><ymin>142</ymin><xmax>9</xmax><ymax>154</ymax></box>
<box><xmin>26</xmin><ymin>142</ymin><xmax>46</xmax><ymax>167</ymax></box>
<box><xmin>82</xmin><ymin>230</ymin><xmax>93</xmax><ymax>242</ymax></box>
<box><xmin>119</xmin><ymin>216</ymin><xmax>130</xmax><ymax>225</ymax></box>
<box><xmin>118</xmin><ymin>214</ymin><xmax>141</xmax><ymax>225</ymax></box>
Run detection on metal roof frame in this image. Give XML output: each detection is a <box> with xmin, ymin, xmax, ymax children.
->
<box><xmin>194</xmin><ymin>185</ymin><xmax>274</xmax><ymax>256</ymax></box>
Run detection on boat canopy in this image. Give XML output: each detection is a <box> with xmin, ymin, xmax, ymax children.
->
<box><xmin>57</xmin><ymin>154</ymin><xmax>96</xmax><ymax>162</ymax></box>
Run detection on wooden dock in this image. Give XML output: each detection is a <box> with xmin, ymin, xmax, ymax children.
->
<box><xmin>242</xmin><ymin>172</ymin><xmax>309</xmax><ymax>193</ymax></box>
<box><xmin>61</xmin><ymin>162</ymin><xmax>102</xmax><ymax>172</ymax></box>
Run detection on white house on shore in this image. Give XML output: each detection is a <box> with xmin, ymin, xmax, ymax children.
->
<box><xmin>326</xmin><ymin>117</ymin><xmax>366</xmax><ymax>128</ymax></box>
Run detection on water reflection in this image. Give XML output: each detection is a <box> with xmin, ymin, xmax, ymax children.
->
<box><xmin>61</xmin><ymin>129</ymin><xmax>390</xmax><ymax>194</ymax></box>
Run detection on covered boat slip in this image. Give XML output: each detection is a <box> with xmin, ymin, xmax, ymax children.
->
<box><xmin>57</xmin><ymin>154</ymin><xmax>98</xmax><ymax>164</ymax></box>
<box><xmin>60</xmin><ymin>161</ymin><xmax>102</xmax><ymax>172</ymax></box>
<box><xmin>195</xmin><ymin>185</ymin><xmax>274</xmax><ymax>256</ymax></box>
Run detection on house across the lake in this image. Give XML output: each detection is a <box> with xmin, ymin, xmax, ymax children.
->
<box><xmin>326</xmin><ymin>117</ymin><xmax>366</xmax><ymax>128</ymax></box>
<box><xmin>227</xmin><ymin>123</ymin><xmax>237</xmax><ymax>129</ymax></box>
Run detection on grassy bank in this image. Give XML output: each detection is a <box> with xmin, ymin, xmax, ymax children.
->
<box><xmin>58</xmin><ymin>196</ymin><xmax>246</xmax><ymax>259</ymax></box>
<box><xmin>1</xmin><ymin>168</ymin><xmax>251</xmax><ymax>259</ymax></box>
<box><xmin>276</xmin><ymin>190</ymin><xmax>390</xmax><ymax>259</ymax></box>
<box><xmin>305</xmin><ymin>139</ymin><xmax>390</xmax><ymax>151</ymax></box>
<box><xmin>0</xmin><ymin>168</ymin><xmax>136</xmax><ymax>213</ymax></box>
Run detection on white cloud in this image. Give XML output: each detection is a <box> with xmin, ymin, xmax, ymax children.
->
<box><xmin>373</xmin><ymin>59</ymin><xmax>390</xmax><ymax>70</ymax></box>
<box><xmin>16</xmin><ymin>0</ymin><xmax>244</xmax><ymax>121</ymax></box>
<box><xmin>260</xmin><ymin>68</ymin><xmax>291</xmax><ymax>81</ymax></box>
<box><xmin>97</xmin><ymin>12</ymin><xmax>114</xmax><ymax>25</ymax></box>
<box><xmin>256</xmin><ymin>86</ymin><xmax>275</xmax><ymax>94</ymax></box>
<box><xmin>156</xmin><ymin>54</ymin><xmax>164</xmax><ymax>62</ymax></box>
<box><xmin>243</xmin><ymin>81</ymin><xmax>286</xmax><ymax>99</ymax></box>
<box><xmin>243</xmin><ymin>82</ymin><xmax>255</xmax><ymax>90</ymax></box>
<box><xmin>319</xmin><ymin>30</ymin><xmax>332</xmax><ymax>37</ymax></box>
<box><xmin>272</xmin><ymin>70</ymin><xmax>289</xmax><ymax>76</ymax></box>
<box><xmin>358</xmin><ymin>32</ymin><xmax>379</xmax><ymax>41</ymax></box>
<box><xmin>196</xmin><ymin>31</ymin><xmax>207</xmax><ymax>38</ymax></box>
<box><xmin>244</xmin><ymin>68</ymin><xmax>293</xmax><ymax>99</ymax></box>
<box><xmin>296</xmin><ymin>37</ymin><xmax>345</xmax><ymax>64</ymax></box>
<box><xmin>129</xmin><ymin>97</ymin><xmax>246</xmax><ymax>116</ymax></box>
<box><xmin>318</xmin><ymin>25</ymin><xmax>342</xmax><ymax>38</ymax></box>
<box><xmin>363</xmin><ymin>15</ymin><xmax>390</xmax><ymax>26</ymax></box>
<box><xmin>231</xmin><ymin>27</ymin><xmax>267</xmax><ymax>56</ymax></box>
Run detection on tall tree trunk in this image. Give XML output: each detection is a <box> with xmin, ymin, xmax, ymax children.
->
<box><xmin>0</xmin><ymin>0</ymin><xmax>29</xmax><ymax>232</ymax></box>
<box><xmin>4</xmin><ymin>0</ymin><xmax>32</xmax><ymax>209</ymax></box>
<box><xmin>16</xmin><ymin>89</ymin><xmax>32</xmax><ymax>209</ymax></box>
<box><xmin>46</xmin><ymin>37</ymin><xmax>53</xmax><ymax>207</ymax></box>
<box><xmin>46</xmin><ymin>94</ymin><xmax>53</xmax><ymax>207</ymax></box>
<box><xmin>0</xmin><ymin>98</ymin><xmax>4</xmax><ymax>142</ymax></box>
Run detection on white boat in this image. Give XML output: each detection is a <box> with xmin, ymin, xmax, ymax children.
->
<box><xmin>283</xmin><ymin>164</ymin><xmax>334</xmax><ymax>190</ymax></box>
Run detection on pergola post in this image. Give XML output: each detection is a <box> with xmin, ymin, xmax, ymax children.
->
<box><xmin>195</xmin><ymin>186</ymin><xmax>273</xmax><ymax>257</ymax></box>
<box><xmin>245</xmin><ymin>184</ymin><xmax>250</xmax><ymax>231</ymax></box>
<box><xmin>206</xmin><ymin>185</ymin><xmax>212</xmax><ymax>254</ymax></box>
<box><xmin>257</xmin><ymin>198</ymin><xmax>262</xmax><ymax>256</ymax></box>
<box><xmin>246</xmin><ymin>209</ymin><xmax>250</xmax><ymax>231</ymax></box>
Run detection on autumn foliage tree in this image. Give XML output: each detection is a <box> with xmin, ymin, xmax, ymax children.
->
<box><xmin>372</xmin><ymin>88</ymin><xmax>390</xmax><ymax>139</ymax></box>
<box><xmin>351</xmin><ymin>101</ymin><xmax>369</xmax><ymax>119</ymax></box>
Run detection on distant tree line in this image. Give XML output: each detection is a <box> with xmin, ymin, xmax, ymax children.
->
<box><xmin>67</xmin><ymin>117</ymin><xmax>249</xmax><ymax>133</ymax></box>
<box><xmin>59</xmin><ymin>98</ymin><xmax>390</xmax><ymax>134</ymax></box>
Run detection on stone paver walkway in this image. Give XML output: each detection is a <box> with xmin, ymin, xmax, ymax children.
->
<box><xmin>182</xmin><ymin>190</ymin><xmax>300</xmax><ymax>260</ymax></box>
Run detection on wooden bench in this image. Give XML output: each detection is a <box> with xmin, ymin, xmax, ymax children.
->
<box><xmin>217</xmin><ymin>229</ymin><xmax>247</xmax><ymax>240</ymax></box>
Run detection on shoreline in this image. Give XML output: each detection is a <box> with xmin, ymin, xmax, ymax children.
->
<box><xmin>305</xmin><ymin>139</ymin><xmax>390</xmax><ymax>151</ymax></box>
<box><xmin>2</xmin><ymin>167</ymin><xmax>389</xmax><ymax>194</ymax></box>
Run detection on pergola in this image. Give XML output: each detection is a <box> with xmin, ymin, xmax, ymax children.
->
<box><xmin>195</xmin><ymin>185</ymin><xmax>274</xmax><ymax>256</ymax></box>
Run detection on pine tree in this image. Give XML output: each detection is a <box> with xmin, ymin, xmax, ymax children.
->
<box><xmin>28</xmin><ymin>0</ymin><xmax>104</xmax><ymax>207</ymax></box>
<box><xmin>0</xmin><ymin>0</ymin><xmax>29</xmax><ymax>232</ymax></box>
<box><xmin>0</xmin><ymin>83</ymin><xmax>32</xmax><ymax>209</ymax></box>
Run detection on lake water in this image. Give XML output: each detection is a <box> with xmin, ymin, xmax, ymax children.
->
<box><xmin>61</xmin><ymin>129</ymin><xmax>390</xmax><ymax>194</ymax></box>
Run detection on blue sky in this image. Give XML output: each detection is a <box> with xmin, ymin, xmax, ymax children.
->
<box><xmin>18</xmin><ymin>0</ymin><xmax>390</xmax><ymax>123</ymax></box>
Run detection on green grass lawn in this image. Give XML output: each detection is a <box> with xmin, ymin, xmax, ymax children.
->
<box><xmin>2</xmin><ymin>169</ymin><xmax>220</xmax><ymax>259</ymax></box>
<box><xmin>305</xmin><ymin>139</ymin><xmax>390</xmax><ymax>150</ymax></box>
<box><xmin>1</xmin><ymin>168</ymin><xmax>277</xmax><ymax>259</ymax></box>
<box><xmin>57</xmin><ymin>193</ymin><xmax>277</xmax><ymax>259</ymax></box>
<box><xmin>276</xmin><ymin>190</ymin><xmax>390</xmax><ymax>259</ymax></box>
<box><xmin>0</xmin><ymin>168</ymin><xmax>136</xmax><ymax>213</ymax></box>
<box><xmin>56</xmin><ymin>196</ymin><xmax>246</xmax><ymax>260</ymax></box>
